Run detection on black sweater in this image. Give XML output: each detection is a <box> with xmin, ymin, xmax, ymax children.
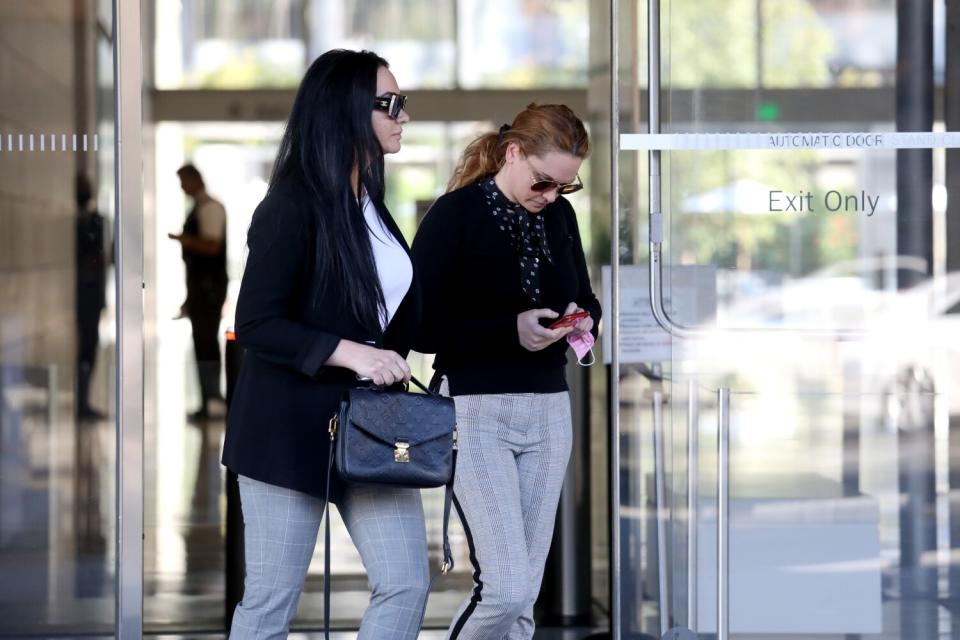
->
<box><xmin>411</xmin><ymin>182</ymin><xmax>601</xmax><ymax>396</ymax></box>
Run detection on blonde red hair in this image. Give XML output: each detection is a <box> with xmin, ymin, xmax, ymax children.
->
<box><xmin>447</xmin><ymin>103</ymin><xmax>590</xmax><ymax>192</ymax></box>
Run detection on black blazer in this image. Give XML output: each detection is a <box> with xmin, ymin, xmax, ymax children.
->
<box><xmin>221</xmin><ymin>176</ymin><xmax>421</xmax><ymax>500</ymax></box>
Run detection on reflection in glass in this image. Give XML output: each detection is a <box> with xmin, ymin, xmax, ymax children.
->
<box><xmin>620</xmin><ymin>0</ymin><xmax>959</xmax><ymax>635</ymax></box>
<box><xmin>0</xmin><ymin>1</ymin><xmax>116</xmax><ymax>634</ymax></box>
<box><xmin>664</xmin><ymin>147</ymin><xmax>948</xmax><ymax>329</ymax></box>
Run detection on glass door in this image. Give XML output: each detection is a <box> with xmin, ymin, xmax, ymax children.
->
<box><xmin>615</xmin><ymin>0</ymin><xmax>959</xmax><ymax>638</ymax></box>
<box><xmin>0</xmin><ymin>1</ymin><xmax>143</xmax><ymax>636</ymax></box>
<box><xmin>0</xmin><ymin>0</ymin><xmax>118</xmax><ymax>635</ymax></box>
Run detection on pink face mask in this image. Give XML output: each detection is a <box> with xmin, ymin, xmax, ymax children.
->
<box><xmin>567</xmin><ymin>331</ymin><xmax>596</xmax><ymax>366</ymax></box>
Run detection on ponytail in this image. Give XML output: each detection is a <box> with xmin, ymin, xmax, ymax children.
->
<box><xmin>447</xmin><ymin>132</ymin><xmax>504</xmax><ymax>191</ymax></box>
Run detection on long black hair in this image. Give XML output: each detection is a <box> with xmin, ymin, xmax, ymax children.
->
<box><xmin>270</xmin><ymin>49</ymin><xmax>391</xmax><ymax>334</ymax></box>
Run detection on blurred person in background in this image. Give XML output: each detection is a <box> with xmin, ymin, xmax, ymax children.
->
<box><xmin>169</xmin><ymin>164</ymin><xmax>228</xmax><ymax>420</ymax></box>
<box><xmin>75</xmin><ymin>173</ymin><xmax>108</xmax><ymax>421</ymax></box>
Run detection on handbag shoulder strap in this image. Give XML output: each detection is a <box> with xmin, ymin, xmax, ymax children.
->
<box><xmin>357</xmin><ymin>375</ymin><xmax>434</xmax><ymax>395</ymax></box>
<box><xmin>323</xmin><ymin>433</ymin><xmax>335</xmax><ymax>638</ymax></box>
<box><xmin>408</xmin><ymin>374</ymin><xmax>433</xmax><ymax>395</ymax></box>
<box><xmin>322</xmin><ymin>425</ymin><xmax>457</xmax><ymax>638</ymax></box>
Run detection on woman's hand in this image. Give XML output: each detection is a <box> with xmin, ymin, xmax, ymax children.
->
<box><xmin>517</xmin><ymin>308</ymin><xmax>573</xmax><ymax>352</ymax></box>
<box><xmin>327</xmin><ymin>340</ymin><xmax>411</xmax><ymax>386</ymax></box>
<box><xmin>562</xmin><ymin>301</ymin><xmax>595</xmax><ymax>336</ymax></box>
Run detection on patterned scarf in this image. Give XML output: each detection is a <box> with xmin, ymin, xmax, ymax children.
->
<box><xmin>479</xmin><ymin>177</ymin><xmax>553</xmax><ymax>304</ymax></box>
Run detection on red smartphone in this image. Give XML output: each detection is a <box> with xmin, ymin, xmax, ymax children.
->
<box><xmin>548</xmin><ymin>310</ymin><xmax>590</xmax><ymax>330</ymax></box>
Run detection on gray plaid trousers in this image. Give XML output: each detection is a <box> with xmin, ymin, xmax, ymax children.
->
<box><xmin>444</xmin><ymin>391</ymin><xmax>573</xmax><ymax>640</ymax></box>
<box><xmin>229</xmin><ymin>476</ymin><xmax>430</xmax><ymax>639</ymax></box>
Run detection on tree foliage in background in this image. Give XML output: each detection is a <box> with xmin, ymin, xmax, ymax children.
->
<box><xmin>664</xmin><ymin>0</ymin><xmax>835</xmax><ymax>87</ymax></box>
<box><xmin>662</xmin><ymin>0</ymin><xmax>855</xmax><ymax>276</ymax></box>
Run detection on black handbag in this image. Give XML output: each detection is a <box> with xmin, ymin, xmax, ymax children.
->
<box><xmin>321</xmin><ymin>375</ymin><xmax>457</xmax><ymax>637</ymax></box>
<box><xmin>332</xmin><ymin>381</ymin><xmax>457</xmax><ymax>487</ymax></box>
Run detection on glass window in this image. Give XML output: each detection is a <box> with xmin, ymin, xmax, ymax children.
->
<box><xmin>662</xmin><ymin>143</ymin><xmax>946</xmax><ymax>329</ymax></box>
<box><xmin>157</xmin><ymin>0</ymin><xmax>457</xmax><ymax>89</ymax></box>
<box><xmin>663</xmin><ymin>0</ymin><xmax>837</xmax><ymax>89</ymax></box>
<box><xmin>308</xmin><ymin>0</ymin><xmax>457</xmax><ymax>88</ymax></box>
<box><xmin>156</xmin><ymin>0</ymin><xmax>597</xmax><ymax>90</ymax></box>
<box><xmin>457</xmin><ymin>0</ymin><xmax>589</xmax><ymax>88</ymax></box>
<box><xmin>156</xmin><ymin>0</ymin><xmax>309</xmax><ymax>89</ymax></box>
<box><xmin>660</xmin><ymin>0</ymin><xmax>945</xmax><ymax>89</ymax></box>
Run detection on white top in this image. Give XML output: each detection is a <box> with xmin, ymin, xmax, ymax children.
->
<box><xmin>196</xmin><ymin>191</ymin><xmax>226</xmax><ymax>242</ymax></box>
<box><xmin>363</xmin><ymin>196</ymin><xmax>412</xmax><ymax>329</ymax></box>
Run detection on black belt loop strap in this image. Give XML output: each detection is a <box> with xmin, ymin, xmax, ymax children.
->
<box><xmin>427</xmin><ymin>370</ymin><xmax>444</xmax><ymax>395</ymax></box>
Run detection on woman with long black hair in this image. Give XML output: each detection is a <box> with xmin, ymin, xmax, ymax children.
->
<box><xmin>222</xmin><ymin>49</ymin><xmax>429</xmax><ymax>638</ymax></box>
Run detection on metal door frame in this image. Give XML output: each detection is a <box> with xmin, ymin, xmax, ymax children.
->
<box><xmin>114</xmin><ymin>0</ymin><xmax>144</xmax><ymax>635</ymax></box>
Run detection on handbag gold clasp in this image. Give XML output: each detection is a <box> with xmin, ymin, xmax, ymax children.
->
<box><xmin>328</xmin><ymin>415</ymin><xmax>339</xmax><ymax>441</ymax></box>
<box><xmin>394</xmin><ymin>440</ymin><xmax>410</xmax><ymax>463</ymax></box>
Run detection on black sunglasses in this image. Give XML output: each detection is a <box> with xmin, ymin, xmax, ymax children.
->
<box><xmin>530</xmin><ymin>173</ymin><xmax>583</xmax><ymax>195</ymax></box>
<box><xmin>373</xmin><ymin>92</ymin><xmax>408</xmax><ymax>120</ymax></box>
